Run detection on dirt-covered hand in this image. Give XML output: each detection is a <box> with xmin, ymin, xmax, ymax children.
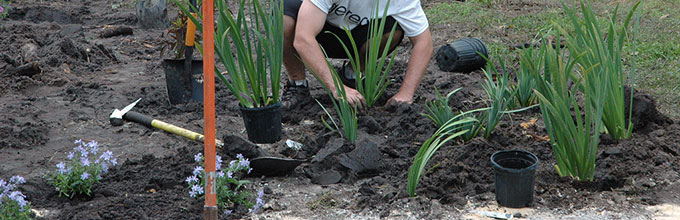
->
<box><xmin>385</xmin><ymin>92</ymin><xmax>413</xmax><ymax>107</ymax></box>
<box><xmin>335</xmin><ymin>86</ymin><xmax>366</xmax><ymax>111</ymax></box>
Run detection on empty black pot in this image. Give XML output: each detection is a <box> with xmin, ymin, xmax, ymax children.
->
<box><xmin>435</xmin><ymin>38</ymin><xmax>488</xmax><ymax>73</ymax></box>
<box><xmin>491</xmin><ymin>149</ymin><xmax>538</xmax><ymax>208</ymax></box>
<box><xmin>239</xmin><ymin>102</ymin><xmax>282</xmax><ymax>144</ymax></box>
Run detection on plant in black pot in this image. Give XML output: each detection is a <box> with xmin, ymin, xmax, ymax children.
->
<box><xmin>178</xmin><ymin>0</ymin><xmax>284</xmax><ymax>143</ymax></box>
<box><xmin>216</xmin><ymin>0</ymin><xmax>284</xmax><ymax>143</ymax></box>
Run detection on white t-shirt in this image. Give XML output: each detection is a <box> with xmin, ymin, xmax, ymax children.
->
<box><xmin>309</xmin><ymin>0</ymin><xmax>429</xmax><ymax>37</ymax></box>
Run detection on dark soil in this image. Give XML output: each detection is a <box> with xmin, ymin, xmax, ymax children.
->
<box><xmin>1</xmin><ymin>0</ymin><xmax>679</xmax><ymax>219</ymax></box>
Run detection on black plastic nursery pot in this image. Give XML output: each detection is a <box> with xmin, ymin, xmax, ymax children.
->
<box><xmin>491</xmin><ymin>149</ymin><xmax>539</xmax><ymax>208</ymax></box>
<box><xmin>239</xmin><ymin>102</ymin><xmax>282</xmax><ymax>144</ymax></box>
<box><xmin>435</xmin><ymin>37</ymin><xmax>488</xmax><ymax>73</ymax></box>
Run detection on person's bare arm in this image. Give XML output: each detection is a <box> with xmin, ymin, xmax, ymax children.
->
<box><xmin>294</xmin><ymin>1</ymin><xmax>366</xmax><ymax>109</ymax></box>
<box><xmin>386</xmin><ymin>28</ymin><xmax>433</xmax><ymax>105</ymax></box>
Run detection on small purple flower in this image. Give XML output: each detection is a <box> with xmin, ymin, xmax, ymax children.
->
<box><xmin>67</xmin><ymin>151</ymin><xmax>74</xmax><ymax>159</ymax></box>
<box><xmin>226</xmin><ymin>171</ymin><xmax>233</xmax><ymax>179</ymax></box>
<box><xmin>80</xmin><ymin>172</ymin><xmax>90</xmax><ymax>180</ymax></box>
<box><xmin>81</xmin><ymin>157</ymin><xmax>90</xmax><ymax>166</ymax></box>
<box><xmin>224</xmin><ymin>210</ymin><xmax>233</xmax><ymax>214</ymax></box>
<box><xmin>100</xmin><ymin>150</ymin><xmax>113</xmax><ymax>161</ymax></box>
<box><xmin>0</xmin><ymin>6</ymin><xmax>5</xmax><ymax>14</ymax></box>
<box><xmin>186</xmin><ymin>175</ymin><xmax>199</xmax><ymax>184</ymax></box>
<box><xmin>10</xmin><ymin>176</ymin><xmax>25</xmax><ymax>185</ymax></box>
<box><xmin>247</xmin><ymin>168</ymin><xmax>253</xmax><ymax>174</ymax></box>
<box><xmin>215</xmin><ymin>155</ymin><xmax>222</xmax><ymax>170</ymax></box>
<box><xmin>190</xmin><ymin>184</ymin><xmax>204</xmax><ymax>197</ymax></box>
<box><xmin>217</xmin><ymin>171</ymin><xmax>225</xmax><ymax>178</ymax></box>
<box><xmin>74</xmin><ymin>139</ymin><xmax>83</xmax><ymax>145</ymax></box>
<box><xmin>9</xmin><ymin>191</ymin><xmax>28</xmax><ymax>208</ymax></box>
<box><xmin>110</xmin><ymin>158</ymin><xmax>118</xmax><ymax>166</ymax></box>
<box><xmin>238</xmin><ymin>158</ymin><xmax>250</xmax><ymax>169</ymax></box>
<box><xmin>88</xmin><ymin>140</ymin><xmax>99</xmax><ymax>154</ymax></box>
<box><xmin>57</xmin><ymin>162</ymin><xmax>67</xmax><ymax>174</ymax></box>
<box><xmin>101</xmin><ymin>163</ymin><xmax>109</xmax><ymax>173</ymax></box>
<box><xmin>194</xmin><ymin>153</ymin><xmax>202</xmax><ymax>162</ymax></box>
<box><xmin>236</xmin><ymin>154</ymin><xmax>244</xmax><ymax>160</ymax></box>
<box><xmin>249</xmin><ymin>189</ymin><xmax>265</xmax><ymax>213</ymax></box>
<box><xmin>192</xmin><ymin>166</ymin><xmax>204</xmax><ymax>176</ymax></box>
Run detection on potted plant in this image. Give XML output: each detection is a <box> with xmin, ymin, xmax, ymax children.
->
<box><xmin>178</xmin><ymin>0</ymin><xmax>284</xmax><ymax>143</ymax></box>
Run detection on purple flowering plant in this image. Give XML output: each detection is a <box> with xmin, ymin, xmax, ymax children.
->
<box><xmin>0</xmin><ymin>0</ymin><xmax>10</xmax><ymax>19</ymax></box>
<box><xmin>48</xmin><ymin>139</ymin><xmax>118</xmax><ymax>198</ymax></box>
<box><xmin>186</xmin><ymin>153</ymin><xmax>265</xmax><ymax>215</ymax></box>
<box><xmin>1</xmin><ymin>175</ymin><xmax>32</xmax><ymax>220</ymax></box>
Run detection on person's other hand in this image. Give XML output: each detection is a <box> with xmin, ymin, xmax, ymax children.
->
<box><xmin>385</xmin><ymin>92</ymin><xmax>413</xmax><ymax>107</ymax></box>
<box><xmin>334</xmin><ymin>86</ymin><xmax>366</xmax><ymax>111</ymax></box>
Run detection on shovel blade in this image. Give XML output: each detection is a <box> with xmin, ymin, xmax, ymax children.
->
<box><xmin>162</xmin><ymin>59</ymin><xmax>204</xmax><ymax>105</ymax></box>
<box><xmin>249</xmin><ymin>157</ymin><xmax>307</xmax><ymax>177</ymax></box>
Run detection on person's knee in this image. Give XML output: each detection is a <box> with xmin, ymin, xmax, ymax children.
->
<box><xmin>284</xmin><ymin>15</ymin><xmax>296</xmax><ymax>41</ymax></box>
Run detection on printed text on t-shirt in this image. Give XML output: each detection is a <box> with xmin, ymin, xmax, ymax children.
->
<box><xmin>328</xmin><ymin>3</ymin><xmax>370</xmax><ymax>26</ymax></box>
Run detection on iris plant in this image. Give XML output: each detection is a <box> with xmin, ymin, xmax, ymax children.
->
<box><xmin>175</xmin><ymin>0</ymin><xmax>284</xmax><ymax>108</ymax></box>
<box><xmin>329</xmin><ymin>0</ymin><xmax>398</xmax><ymax>107</ymax></box>
<box><xmin>560</xmin><ymin>0</ymin><xmax>641</xmax><ymax>139</ymax></box>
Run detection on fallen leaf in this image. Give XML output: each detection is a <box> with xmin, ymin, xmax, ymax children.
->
<box><xmin>660</xmin><ymin>14</ymin><xmax>669</xmax><ymax>19</ymax></box>
<box><xmin>520</xmin><ymin>118</ymin><xmax>538</xmax><ymax>129</ymax></box>
<box><xmin>143</xmin><ymin>43</ymin><xmax>153</xmax><ymax>48</ymax></box>
<box><xmin>149</xmin><ymin>188</ymin><xmax>157</xmax><ymax>193</ymax></box>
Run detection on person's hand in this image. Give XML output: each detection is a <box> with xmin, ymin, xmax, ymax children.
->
<box><xmin>333</xmin><ymin>86</ymin><xmax>366</xmax><ymax>111</ymax></box>
<box><xmin>385</xmin><ymin>91</ymin><xmax>414</xmax><ymax>107</ymax></box>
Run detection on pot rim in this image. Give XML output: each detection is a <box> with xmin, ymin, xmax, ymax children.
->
<box><xmin>490</xmin><ymin>149</ymin><xmax>539</xmax><ymax>172</ymax></box>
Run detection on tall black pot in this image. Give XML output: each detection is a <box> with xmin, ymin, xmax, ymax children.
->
<box><xmin>239</xmin><ymin>102</ymin><xmax>282</xmax><ymax>144</ymax></box>
<box><xmin>491</xmin><ymin>149</ymin><xmax>539</xmax><ymax>208</ymax></box>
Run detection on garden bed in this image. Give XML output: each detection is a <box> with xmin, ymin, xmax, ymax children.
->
<box><xmin>1</xmin><ymin>0</ymin><xmax>679</xmax><ymax>219</ymax></box>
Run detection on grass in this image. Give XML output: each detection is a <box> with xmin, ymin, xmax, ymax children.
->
<box><xmin>425</xmin><ymin>0</ymin><xmax>680</xmax><ymax>119</ymax></box>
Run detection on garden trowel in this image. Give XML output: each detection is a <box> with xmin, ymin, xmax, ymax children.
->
<box><xmin>161</xmin><ymin>0</ymin><xmax>203</xmax><ymax>105</ymax></box>
<box><xmin>249</xmin><ymin>157</ymin><xmax>309</xmax><ymax>177</ymax></box>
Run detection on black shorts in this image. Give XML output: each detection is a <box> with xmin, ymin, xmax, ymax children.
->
<box><xmin>284</xmin><ymin>0</ymin><xmax>404</xmax><ymax>59</ymax></box>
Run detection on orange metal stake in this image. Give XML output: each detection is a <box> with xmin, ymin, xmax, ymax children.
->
<box><xmin>202</xmin><ymin>0</ymin><xmax>217</xmax><ymax>219</ymax></box>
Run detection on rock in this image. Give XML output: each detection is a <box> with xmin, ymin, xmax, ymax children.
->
<box><xmin>640</xmin><ymin>179</ymin><xmax>657</xmax><ymax>188</ymax></box>
<box><xmin>604</xmin><ymin>147</ymin><xmax>622</xmax><ymax>156</ymax></box>
<box><xmin>358</xmin><ymin>116</ymin><xmax>382</xmax><ymax>134</ymax></box>
<box><xmin>135</xmin><ymin>0</ymin><xmax>169</xmax><ymax>29</ymax></box>
<box><xmin>21</xmin><ymin>43</ymin><xmax>39</xmax><ymax>63</ymax></box>
<box><xmin>263</xmin><ymin>186</ymin><xmax>273</xmax><ymax>194</ymax></box>
<box><xmin>358</xmin><ymin>183</ymin><xmax>375</xmax><ymax>195</ymax></box>
<box><xmin>220</xmin><ymin>134</ymin><xmax>265</xmax><ymax>159</ymax></box>
<box><xmin>99</xmin><ymin>25</ymin><xmax>134</xmax><ymax>38</ymax></box>
<box><xmin>428</xmin><ymin>199</ymin><xmax>443</xmax><ymax>218</ymax></box>
<box><xmin>311</xmin><ymin>137</ymin><xmax>346</xmax><ymax>163</ymax></box>
<box><xmin>338</xmin><ymin>138</ymin><xmax>382</xmax><ymax>176</ymax></box>
<box><xmin>59</xmin><ymin>24</ymin><xmax>84</xmax><ymax>38</ymax></box>
<box><xmin>311</xmin><ymin>169</ymin><xmax>342</xmax><ymax>185</ymax></box>
<box><xmin>652</xmin><ymin>129</ymin><xmax>666</xmax><ymax>137</ymax></box>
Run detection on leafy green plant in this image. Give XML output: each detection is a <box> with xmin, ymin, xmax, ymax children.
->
<box><xmin>560</xmin><ymin>0</ymin><xmax>641</xmax><ymax>139</ymax></box>
<box><xmin>1</xmin><ymin>176</ymin><xmax>32</xmax><ymax>220</ymax></box>
<box><xmin>422</xmin><ymin>87</ymin><xmax>462</xmax><ymax>127</ymax></box>
<box><xmin>48</xmin><ymin>139</ymin><xmax>118</xmax><ymax>198</ymax></box>
<box><xmin>513</xmin><ymin>48</ymin><xmax>541</xmax><ymax>107</ymax></box>
<box><xmin>480</xmin><ymin>59</ymin><xmax>514</xmax><ymax>139</ymax></box>
<box><xmin>174</xmin><ymin>0</ymin><xmax>284</xmax><ymax>108</ymax></box>
<box><xmin>310</xmin><ymin>59</ymin><xmax>358</xmax><ymax>144</ymax></box>
<box><xmin>329</xmin><ymin>0</ymin><xmax>398</xmax><ymax>108</ymax></box>
<box><xmin>187</xmin><ymin>153</ymin><xmax>265</xmax><ymax>214</ymax></box>
<box><xmin>407</xmin><ymin>115</ymin><xmax>476</xmax><ymax>196</ymax></box>
<box><xmin>531</xmin><ymin>34</ymin><xmax>606</xmax><ymax>181</ymax></box>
